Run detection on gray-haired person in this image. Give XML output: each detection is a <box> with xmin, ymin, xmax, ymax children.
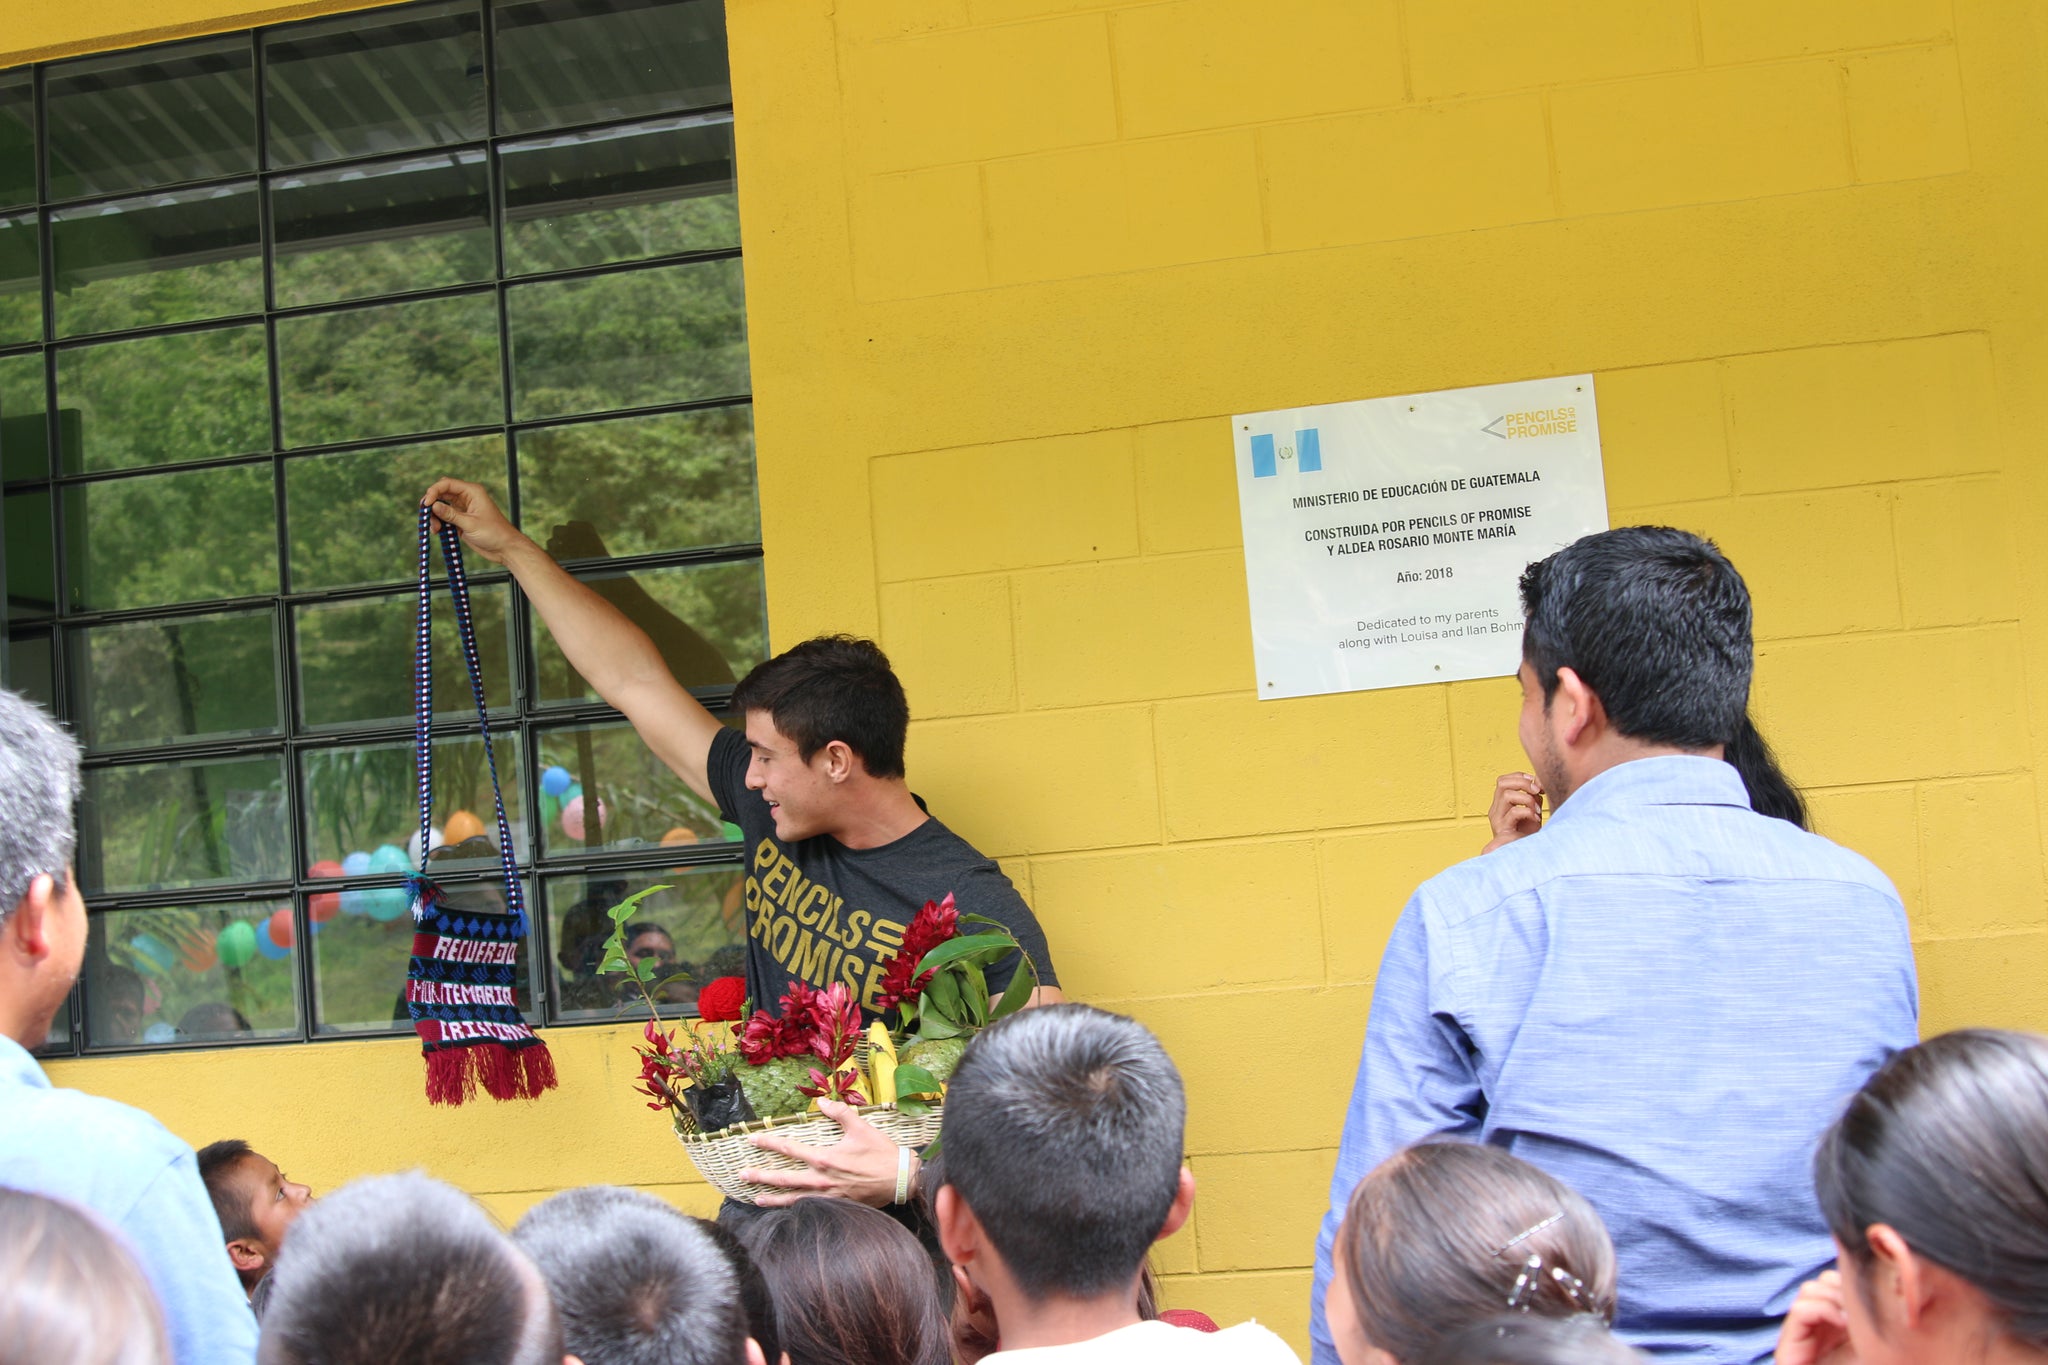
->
<box><xmin>0</xmin><ymin>689</ymin><xmax>257</xmax><ymax>1365</ymax></box>
<box><xmin>515</xmin><ymin>1185</ymin><xmax>763</xmax><ymax>1365</ymax></box>
<box><xmin>934</xmin><ymin>1004</ymin><xmax>1299</xmax><ymax>1363</ymax></box>
<box><xmin>259</xmin><ymin>1172</ymin><xmax>562</xmax><ymax>1365</ymax></box>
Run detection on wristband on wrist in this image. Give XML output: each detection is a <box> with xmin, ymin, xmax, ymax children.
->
<box><xmin>894</xmin><ymin>1144</ymin><xmax>913</xmax><ymax>1205</ymax></box>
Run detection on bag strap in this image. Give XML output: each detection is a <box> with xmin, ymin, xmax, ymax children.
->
<box><xmin>414</xmin><ymin>506</ymin><xmax>525</xmax><ymax>933</ymax></box>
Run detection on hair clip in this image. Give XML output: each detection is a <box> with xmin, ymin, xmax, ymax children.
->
<box><xmin>1506</xmin><ymin>1253</ymin><xmax>1543</xmax><ymax>1310</ymax></box>
<box><xmin>1496</xmin><ymin>1212</ymin><xmax>1563</xmax><ymax>1256</ymax></box>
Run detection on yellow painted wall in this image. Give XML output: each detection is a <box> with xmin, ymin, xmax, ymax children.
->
<box><xmin>17</xmin><ymin>0</ymin><xmax>2048</xmax><ymax>1354</ymax></box>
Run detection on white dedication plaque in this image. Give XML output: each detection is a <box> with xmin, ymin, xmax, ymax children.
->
<box><xmin>1234</xmin><ymin>374</ymin><xmax>1608</xmax><ymax>700</ymax></box>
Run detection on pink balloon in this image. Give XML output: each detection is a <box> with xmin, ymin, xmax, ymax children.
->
<box><xmin>560</xmin><ymin>795</ymin><xmax>608</xmax><ymax>841</ymax></box>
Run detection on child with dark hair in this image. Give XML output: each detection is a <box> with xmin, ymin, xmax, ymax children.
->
<box><xmin>934</xmin><ymin>1004</ymin><xmax>1297</xmax><ymax>1363</ymax></box>
<box><xmin>195</xmin><ymin>1140</ymin><xmax>312</xmax><ymax>1314</ymax></box>
<box><xmin>1415</xmin><ymin>1316</ymin><xmax>1645</xmax><ymax>1365</ymax></box>
<box><xmin>696</xmin><ymin>1216</ymin><xmax>782</xmax><ymax>1365</ymax></box>
<box><xmin>1777</xmin><ymin>1029</ymin><xmax>2048</xmax><ymax>1365</ymax></box>
<box><xmin>738</xmin><ymin>1197</ymin><xmax>948</xmax><ymax>1365</ymax></box>
<box><xmin>1325</xmin><ymin>1143</ymin><xmax>1616</xmax><ymax>1365</ymax></box>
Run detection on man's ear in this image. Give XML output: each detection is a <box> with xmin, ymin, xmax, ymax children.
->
<box><xmin>226</xmin><ymin>1237</ymin><xmax>270</xmax><ymax>1275</ymax></box>
<box><xmin>1155</xmin><ymin>1166</ymin><xmax>1196</xmax><ymax>1242</ymax></box>
<box><xmin>1867</xmin><ymin>1224</ymin><xmax>1932</xmax><ymax>1328</ymax></box>
<box><xmin>1550</xmin><ymin>668</ymin><xmax>1604</xmax><ymax>748</ymax></box>
<box><xmin>935</xmin><ymin>1183</ymin><xmax>980</xmax><ymax>1267</ymax></box>
<box><xmin>743</xmin><ymin>1340</ymin><xmax>766</xmax><ymax>1365</ymax></box>
<box><xmin>4</xmin><ymin>874</ymin><xmax>57</xmax><ymax>962</ymax></box>
<box><xmin>819</xmin><ymin>740</ymin><xmax>859</xmax><ymax>784</ymax></box>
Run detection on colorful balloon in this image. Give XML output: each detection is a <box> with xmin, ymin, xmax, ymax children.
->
<box><xmin>306</xmin><ymin>860</ymin><xmax>345</xmax><ymax>923</ymax></box>
<box><xmin>659</xmin><ymin>826</ymin><xmax>699</xmax><ymax>847</ymax></box>
<box><xmin>267</xmin><ymin>908</ymin><xmax>296</xmax><ymax>950</ymax></box>
<box><xmin>406</xmin><ymin>826</ymin><xmax>446</xmax><ymax>863</ymax></box>
<box><xmin>339</xmin><ymin>889</ymin><xmax>371</xmax><ymax>917</ymax></box>
<box><xmin>254</xmin><ymin>919</ymin><xmax>291</xmax><ymax>960</ymax></box>
<box><xmin>341</xmin><ymin>851</ymin><xmax>373</xmax><ymax>877</ymax></box>
<box><xmin>179</xmin><ymin>932</ymin><xmax>218</xmax><ymax>974</ymax></box>
<box><xmin>560</xmin><ymin>796</ymin><xmax>607</xmax><ymax>841</ymax></box>
<box><xmin>216</xmin><ymin>921</ymin><xmax>257</xmax><ymax>968</ymax></box>
<box><xmin>541</xmin><ymin>765</ymin><xmax>573</xmax><ymax>797</ymax></box>
<box><xmin>365</xmin><ymin>887</ymin><xmax>410</xmax><ymax>922</ymax></box>
<box><xmin>369</xmin><ymin>843</ymin><xmax>409</xmax><ymax>875</ymax></box>
<box><xmin>443</xmin><ymin>809</ymin><xmax>486</xmax><ymax>844</ymax></box>
<box><xmin>128</xmin><ymin>932</ymin><xmax>175</xmax><ymax>976</ymax></box>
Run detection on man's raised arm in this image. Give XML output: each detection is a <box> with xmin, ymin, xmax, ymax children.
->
<box><xmin>421</xmin><ymin>478</ymin><xmax>725</xmax><ymax>805</ymax></box>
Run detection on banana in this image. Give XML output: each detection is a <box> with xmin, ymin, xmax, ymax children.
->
<box><xmin>867</xmin><ymin>1020</ymin><xmax>899</xmax><ymax>1105</ymax></box>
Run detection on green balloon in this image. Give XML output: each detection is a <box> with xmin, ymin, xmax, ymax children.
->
<box><xmin>216</xmin><ymin>920</ymin><xmax>258</xmax><ymax>969</ymax></box>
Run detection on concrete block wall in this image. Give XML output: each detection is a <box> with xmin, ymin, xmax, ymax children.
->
<box><xmin>17</xmin><ymin>0</ymin><xmax>2048</xmax><ymax>1354</ymax></box>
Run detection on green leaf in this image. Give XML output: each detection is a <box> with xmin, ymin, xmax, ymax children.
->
<box><xmin>990</xmin><ymin>952</ymin><xmax>1039</xmax><ymax>1021</ymax></box>
<box><xmin>894</xmin><ymin>1063</ymin><xmax>940</xmax><ymax>1098</ymax></box>
<box><xmin>961</xmin><ymin>961</ymin><xmax>989</xmax><ymax>1029</ymax></box>
<box><xmin>651</xmin><ymin>972</ymin><xmax>695</xmax><ymax>997</ymax></box>
<box><xmin>917</xmin><ymin>932</ymin><xmax>1016</xmax><ymax>975</ymax></box>
<box><xmin>634</xmin><ymin>958</ymin><xmax>658</xmax><ymax>982</ymax></box>
<box><xmin>598</xmin><ymin>951</ymin><xmax>629</xmax><ymax>976</ymax></box>
<box><xmin>956</xmin><ymin>913</ymin><xmax>1015</xmax><ymax>934</ymax></box>
<box><xmin>924</xmin><ymin>968</ymin><xmax>963</xmax><ymax>1020</ymax></box>
<box><xmin>606</xmin><ymin>885</ymin><xmax>673</xmax><ymax>924</ymax></box>
<box><xmin>915</xmin><ymin>1010</ymin><xmax>963</xmax><ymax>1041</ymax></box>
<box><xmin>895</xmin><ymin>1093</ymin><xmax>932</xmax><ymax>1118</ymax></box>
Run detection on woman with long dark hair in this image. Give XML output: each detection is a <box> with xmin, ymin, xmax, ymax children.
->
<box><xmin>1777</xmin><ymin>1030</ymin><xmax>2048</xmax><ymax>1365</ymax></box>
<box><xmin>739</xmin><ymin>1196</ymin><xmax>951</xmax><ymax>1365</ymax></box>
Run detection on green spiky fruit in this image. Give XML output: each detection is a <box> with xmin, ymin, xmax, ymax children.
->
<box><xmin>900</xmin><ymin>1037</ymin><xmax>968</xmax><ymax>1086</ymax></box>
<box><xmin>736</xmin><ymin>1056</ymin><xmax>816</xmax><ymax>1119</ymax></box>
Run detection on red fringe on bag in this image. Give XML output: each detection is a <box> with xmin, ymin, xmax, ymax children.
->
<box><xmin>425</xmin><ymin>1040</ymin><xmax>559</xmax><ymax>1107</ymax></box>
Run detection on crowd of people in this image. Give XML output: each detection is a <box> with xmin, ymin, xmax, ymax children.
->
<box><xmin>2</xmin><ymin>507</ymin><xmax>2046</xmax><ymax>1365</ymax></box>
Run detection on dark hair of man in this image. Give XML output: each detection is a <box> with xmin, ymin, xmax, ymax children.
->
<box><xmin>1340</xmin><ymin>1142</ymin><xmax>1617</xmax><ymax>1364</ymax></box>
<box><xmin>730</xmin><ymin>635</ymin><xmax>909</xmax><ymax>779</ymax></box>
<box><xmin>938</xmin><ymin>1004</ymin><xmax>1187</xmax><ymax>1300</ymax></box>
<box><xmin>1415</xmin><ymin>1314</ymin><xmax>1645</xmax><ymax>1365</ymax></box>
<box><xmin>0</xmin><ymin>1187</ymin><xmax>170</xmax><ymax>1365</ymax></box>
<box><xmin>512</xmin><ymin>1186</ymin><xmax>746</xmax><ymax>1365</ymax></box>
<box><xmin>197</xmin><ymin>1139</ymin><xmax>259</xmax><ymax>1245</ymax></box>
<box><xmin>1814</xmin><ymin>1029</ymin><xmax>2048</xmax><ymax>1349</ymax></box>
<box><xmin>258</xmin><ymin>1172</ymin><xmax>561</xmax><ymax>1365</ymax></box>
<box><xmin>695</xmin><ymin>1216</ymin><xmax>782</xmax><ymax>1365</ymax></box>
<box><xmin>1724</xmin><ymin>712</ymin><xmax>1808</xmax><ymax>829</ymax></box>
<box><xmin>1517</xmin><ymin>526</ymin><xmax>1753</xmax><ymax>749</ymax></box>
<box><xmin>738</xmin><ymin>1198</ymin><xmax>949</xmax><ymax>1365</ymax></box>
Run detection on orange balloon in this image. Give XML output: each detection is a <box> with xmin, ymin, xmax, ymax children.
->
<box><xmin>660</xmin><ymin>827</ymin><xmax>699</xmax><ymax>846</ymax></box>
<box><xmin>443</xmin><ymin>810</ymin><xmax>487</xmax><ymax>844</ymax></box>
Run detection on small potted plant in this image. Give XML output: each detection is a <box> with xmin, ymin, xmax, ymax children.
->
<box><xmin>600</xmin><ymin>890</ymin><xmax>1036</xmax><ymax>1201</ymax></box>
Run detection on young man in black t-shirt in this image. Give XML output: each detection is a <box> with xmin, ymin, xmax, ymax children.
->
<box><xmin>422</xmin><ymin>479</ymin><xmax>1063</xmax><ymax>1206</ymax></box>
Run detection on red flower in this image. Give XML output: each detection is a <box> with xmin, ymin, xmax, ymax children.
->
<box><xmin>797</xmin><ymin>984</ymin><xmax>866</xmax><ymax>1103</ymax></box>
<box><xmin>697</xmin><ymin>975</ymin><xmax>746</xmax><ymax>1023</ymax></box>
<box><xmin>874</xmin><ymin>894</ymin><xmax>960</xmax><ymax>1011</ymax></box>
<box><xmin>739</xmin><ymin>981</ymin><xmax>826</xmax><ymax>1064</ymax></box>
<box><xmin>634</xmin><ymin>1020</ymin><xmax>685</xmax><ymax>1110</ymax></box>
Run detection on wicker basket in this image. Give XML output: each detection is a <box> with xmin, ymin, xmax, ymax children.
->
<box><xmin>675</xmin><ymin>1102</ymin><xmax>944</xmax><ymax>1204</ymax></box>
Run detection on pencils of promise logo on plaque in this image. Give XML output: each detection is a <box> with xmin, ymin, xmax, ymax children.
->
<box><xmin>1232</xmin><ymin>375</ymin><xmax>1611</xmax><ymax>701</ymax></box>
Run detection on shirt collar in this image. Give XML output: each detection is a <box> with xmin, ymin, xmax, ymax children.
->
<box><xmin>0</xmin><ymin>1032</ymin><xmax>50</xmax><ymax>1089</ymax></box>
<box><xmin>1546</xmin><ymin>753</ymin><xmax>1752</xmax><ymax>826</ymax></box>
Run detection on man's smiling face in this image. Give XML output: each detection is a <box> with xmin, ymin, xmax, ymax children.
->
<box><xmin>743</xmin><ymin>711</ymin><xmax>838</xmax><ymax>841</ymax></box>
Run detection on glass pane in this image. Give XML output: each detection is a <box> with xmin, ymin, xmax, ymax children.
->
<box><xmin>294</xmin><ymin>584</ymin><xmax>512</xmax><ymax>730</ymax></box>
<box><xmin>535</xmin><ymin>719</ymin><xmax>726</xmax><ymax>858</ymax></box>
<box><xmin>302</xmin><ymin>732</ymin><xmax>525</xmax><ymax>868</ymax></box>
<box><xmin>78</xmin><ymin>752</ymin><xmax>289</xmax><ymax>894</ymax></box>
<box><xmin>66</xmin><ymin>464</ymin><xmax>277</xmax><ymax>612</ymax></box>
<box><xmin>0</xmin><ymin>72</ymin><xmax>33</xmax><ymax>210</ymax></box>
<box><xmin>314</xmin><ymin>877</ymin><xmax>535</xmax><ymax>1034</ymax></box>
<box><xmin>546</xmin><ymin>865</ymin><xmax>744</xmax><ymax>1019</ymax></box>
<box><xmin>34</xmin><ymin>995</ymin><xmax>71</xmax><ymax>1056</ymax></box>
<box><xmin>502</xmin><ymin>114</ymin><xmax>737</xmax><ymax>276</ymax></box>
<box><xmin>286</xmin><ymin>434</ymin><xmax>505</xmax><ymax>590</ymax></box>
<box><xmin>69</xmin><ymin>610</ymin><xmax>278</xmax><ymax>752</ymax></box>
<box><xmin>45</xmin><ymin>36</ymin><xmax>258</xmax><ymax>202</ymax></box>
<box><xmin>5</xmin><ymin>631</ymin><xmax>55</xmax><ymax>709</ymax></box>
<box><xmin>535</xmin><ymin>559</ymin><xmax>764</xmax><ymax>700</ymax></box>
<box><xmin>5</xmin><ymin>488</ymin><xmax>54</xmax><ymax>620</ymax></box>
<box><xmin>50</xmin><ymin>181</ymin><xmax>262</xmax><ymax>338</ymax></box>
<box><xmin>265</xmin><ymin>1</ymin><xmax>485</xmax><ymax>168</ymax></box>
<box><xmin>57</xmin><ymin>323</ymin><xmax>270</xmax><ymax>473</ymax></box>
<box><xmin>520</xmin><ymin>406</ymin><xmax>757</xmax><ymax>558</ymax></box>
<box><xmin>85</xmin><ymin>902</ymin><xmax>299</xmax><ymax>1047</ymax></box>
<box><xmin>278</xmin><ymin>292</ymin><xmax>501</xmax><ymax>449</ymax></box>
<box><xmin>495</xmin><ymin>0</ymin><xmax>730</xmax><ymax>135</ymax></box>
<box><xmin>0</xmin><ymin>212</ymin><xmax>40</xmax><ymax>347</ymax></box>
<box><xmin>272</xmin><ymin>150</ymin><xmax>492</xmax><ymax>308</ymax></box>
<box><xmin>0</xmin><ymin>350</ymin><xmax>49</xmax><ymax>481</ymax></box>
<box><xmin>509</xmin><ymin>257</ymin><xmax>747</xmax><ymax>421</ymax></box>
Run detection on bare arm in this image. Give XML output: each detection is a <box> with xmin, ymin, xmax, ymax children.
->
<box><xmin>422</xmin><ymin>478</ymin><xmax>725</xmax><ymax>806</ymax></box>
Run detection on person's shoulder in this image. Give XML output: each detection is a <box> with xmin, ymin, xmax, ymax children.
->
<box><xmin>1204</xmin><ymin>1321</ymin><xmax>1303</xmax><ymax>1363</ymax></box>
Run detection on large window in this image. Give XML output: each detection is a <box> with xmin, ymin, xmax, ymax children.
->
<box><xmin>0</xmin><ymin>0</ymin><xmax>761</xmax><ymax>1055</ymax></box>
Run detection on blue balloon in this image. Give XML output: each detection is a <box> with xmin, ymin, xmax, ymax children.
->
<box><xmin>368</xmin><ymin>844</ymin><xmax>409</xmax><ymax>874</ymax></box>
<box><xmin>366</xmin><ymin>887</ymin><xmax>410</xmax><ymax>922</ymax></box>
<box><xmin>143</xmin><ymin>1022</ymin><xmax>178</xmax><ymax>1044</ymax></box>
<box><xmin>128</xmin><ymin>932</ymin><xmax>175</xmax><ymax>976</ymax></box>
<box><xmin>341</xmin><ymin>851</ymin><xmax>373</xmax><ymax>877</ymax></box>
<box><xmin>339</xmin><ymin>888</ymin><xmax>371</xmax><ymax>916</ymax></box>
<box><xmin>254</xmin><ymin>919</ymin><xmax>291</xmax><ymax>960</ymax></box>
<box><xmin>541</xmin><ymin>765</ymin><xmax>573</xmax><ymax>797</ymax></box>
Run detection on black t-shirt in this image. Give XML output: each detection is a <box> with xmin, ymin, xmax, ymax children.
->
<box><xmin>708</xmin><ymin>727</ymin><xmax>1060</xmax><ymax>1021</ymax></box>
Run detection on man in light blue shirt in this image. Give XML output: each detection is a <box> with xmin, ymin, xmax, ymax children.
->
<box><xmin>0</xmin><ymin>690</ymin><xmax>257</xmax><ymax>1365</ymax></box>
<box><xmin>1309</xmin><ymin>528</ymin><xmax>1917</xmax><ymax>1365</ymax></box>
